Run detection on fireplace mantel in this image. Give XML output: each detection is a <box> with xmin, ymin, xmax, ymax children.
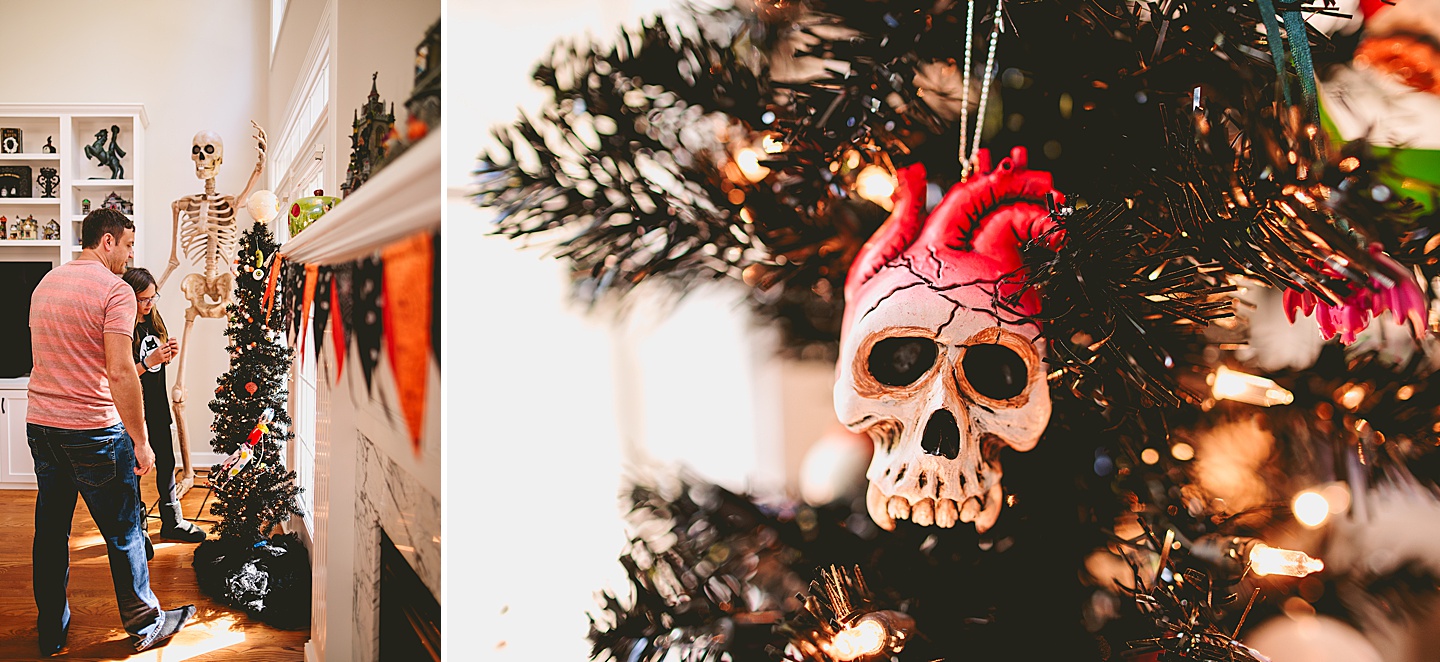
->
<box><xmin>300</xmin><ymin>133</ymin><xmax>440</xmax><ymax>662</ymax></box>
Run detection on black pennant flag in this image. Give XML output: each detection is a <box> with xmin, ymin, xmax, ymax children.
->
<box><xmin>353</xmin><ymin>255</ymin><xmax>385</xmax><ymax>395</ymax></box>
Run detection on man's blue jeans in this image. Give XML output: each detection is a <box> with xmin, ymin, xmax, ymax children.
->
<box><xmin>29</xmin><ymin>423</ymin><xmax>162</xmax><ymax>651</ymax></box>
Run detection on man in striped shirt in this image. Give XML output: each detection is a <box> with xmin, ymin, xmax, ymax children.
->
<box><xmin>27</xmin><ymin>209</ymin><xmax>194</xmax><ymax>655</ymax></box>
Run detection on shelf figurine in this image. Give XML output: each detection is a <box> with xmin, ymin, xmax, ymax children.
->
<box><xmin>158</xmin><ymin>121</ymin><xmax>267</xmax><ymax>498</ymax></box>
<box><xmin>81</xmin><ymin>198</ymin><xmax>91</xmax><ymax>214</ymax></box>
<box><xmin>84</xmin><ymin>125</ymin><xmax>125</xmax><ymax>179</ymax></box>
<box><xmin>20</xmin><ymin>215</ymin><xmax>38</xmax><ymax>240</ymax></box>
<box><xmin>0</xmin><ymin>216</ymin><xmax>7</xmax><ymax>239</ymax></box>
<box><xmin>0</xmin><ymin>128</ymin><xmax>20</xmax><ymax>154</ymax></box>
<box><xmin>43</xmin><ymin>219</ymin><xmax>59</xmax><ymax>241</ymax></box>
<box><xmin>102</xmin><ymin>191</ymin><xmax>134</xmax><ymax>215</ymax></box>
<box><xmin>37</xmin><ymin>167</ymin><xmax>58</xmax><ymax>198</ymax></box>
<box><xmin>42</xmin><ymin>136</ymin><xmax>55</xmax><ymax>154</ymax></box>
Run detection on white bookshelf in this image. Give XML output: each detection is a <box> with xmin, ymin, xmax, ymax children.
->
<box><xmin>0</xmin><ymin>103</ymin><xmax>147</xmax><ymax>267</ymax></box>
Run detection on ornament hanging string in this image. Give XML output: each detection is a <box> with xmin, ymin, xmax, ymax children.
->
<box><xmin>961</xmin><ymin>0</ymin><xmax>1004</xmax><ymax>181</ymax></box>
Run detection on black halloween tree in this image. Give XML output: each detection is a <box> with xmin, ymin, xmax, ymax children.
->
<box><xmin>193</xmin><ymin>221</ymin><xmax>310</xmax><ymax>629</ymax></box>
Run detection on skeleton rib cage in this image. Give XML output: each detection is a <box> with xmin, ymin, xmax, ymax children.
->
<box><xmin>177</xmin><ymin>193</ymin><xmax>240</xmax><ymax>278</ymax></box>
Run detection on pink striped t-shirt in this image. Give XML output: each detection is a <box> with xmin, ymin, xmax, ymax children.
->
<box><xmin>27</xmin><ymin>259</ymin><xmax>137</xmax><ymax>429</ymax></box>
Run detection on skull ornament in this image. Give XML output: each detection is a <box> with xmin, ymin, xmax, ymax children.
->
<box><xmin>192</xmin><ymin>130</ymin><xmax>224</xmax><ymax>180</ymax></box>
<box><xmin>835</xmin><ymin>147</ymin><xmax>1062</xmax><ymax>533</ymax></box>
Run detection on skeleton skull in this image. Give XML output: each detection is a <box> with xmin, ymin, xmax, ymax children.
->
<box><xmin>835</xmin><ymin>147</ymin><xmax>1062</xmax><ymax>533</ymax></box>
<box><xmin>192</xmin><ymin>130</ymin><xmax>224</xmax><ymax>180</ymax></box>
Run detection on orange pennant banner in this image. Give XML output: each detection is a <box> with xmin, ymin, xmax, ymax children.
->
<box><xmin>298</xmin><ymin>263</ymin><xmax>319</xmax><ymax>371</ymax></box>
<box><xmin>381</xmin><ymin>233</ymin><xmax>433</xmax><ymax>452</ymax></box>
<box><xmin>264</xmin><ymin>254</ymin><xmax>285</xmax><ymax>325</ymax></box>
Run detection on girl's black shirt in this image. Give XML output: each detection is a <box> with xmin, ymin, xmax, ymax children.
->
<box><xmin>131</xmin><ymin>320</ymin><xmax>173</xmax><ymax>429</ymax></box>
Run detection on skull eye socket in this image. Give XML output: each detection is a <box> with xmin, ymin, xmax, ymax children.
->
<box><xmin>204</xmin><ymin>145</ymin><xmax>215</xmax><ymax>154</ymax></box>
<box><xmin>866</xmin><ymin>336</ymin><xmax>938</xmax><ymax>387</ymax></box>
<box><xmin>961</xmin><ymin>344</ymin><xmax>1028</xmax><ymax>401</ymax></box>
<box><xmin>192</xmin><ymin>145</ymin><xmax>201</xmax><ymax>154</ymax></box>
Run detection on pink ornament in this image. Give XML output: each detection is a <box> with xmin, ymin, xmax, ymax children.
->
<box><xmin>1282</xmin><ymin>244</ymin><xmax>1428</xmax><ymax>344</ymax></box>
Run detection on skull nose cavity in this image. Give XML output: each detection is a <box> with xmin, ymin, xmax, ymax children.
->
<box><xmin>921</xmin><ymin>409</ymin><xmax>961</xmax><ymax>460</ymax></box>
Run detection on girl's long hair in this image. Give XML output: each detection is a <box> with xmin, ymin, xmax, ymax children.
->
<box><xmin>122</xmin><ymin>267</ymin><xmax>168</xmax><ymax>354</ymax></box>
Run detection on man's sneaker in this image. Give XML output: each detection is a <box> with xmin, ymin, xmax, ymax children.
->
<box><xmin>133</xmin><ymin>604</ymin><xmax>196</xmax><ymax>652</ymax></box>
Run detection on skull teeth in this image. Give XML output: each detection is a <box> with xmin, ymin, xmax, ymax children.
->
<box><xmin>935</xmin><ymin>498</ymin><xmax>959</xmax><ymax>528</ymax></box>
<box><xmin>911</xmin><ymin>499</ymin><xmax>935</xmax><ymax>526</ymax></box>
<box><xmin>959</xmin><ymin>497</ymin><xmax>982</xmax><ymax>523</ymax></box>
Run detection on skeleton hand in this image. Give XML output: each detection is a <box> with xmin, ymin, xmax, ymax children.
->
<box><xmin>251</xmin><ymin>121</ymin><xmax>267</xmax><ymax>171</ymax></box>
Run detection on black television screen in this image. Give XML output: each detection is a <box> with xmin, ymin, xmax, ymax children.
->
<box><xmin>0</xmin><ymin>261</ymin><xmax>54</xmax><ymax>378</ymax></box>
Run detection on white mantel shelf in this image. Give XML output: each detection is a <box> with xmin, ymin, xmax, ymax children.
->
<box><xmin>280</xmin><ymin>132</ymin><xmax>439</xmax><ymax>265</ymax></box>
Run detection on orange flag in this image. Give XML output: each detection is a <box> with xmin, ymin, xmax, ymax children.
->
<box><xmin>298</xmin><ymin>264</ymin><xmax>319</xmax><ymax>371</ymax></box>
<box><xmin>263</xmin><ymin>254</ymin><xmax>285</xmax><ymax>325</ymax></box>
<box><xmin>382</xmin><ymin>233</ymin><xmax>433</xmax><ymax>452</ymax></box>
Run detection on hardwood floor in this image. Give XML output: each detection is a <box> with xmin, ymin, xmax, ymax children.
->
<box><xmin>0</xmin><ymin>473</ymin><xmax>308</xmax><ymax>661</ymax></box>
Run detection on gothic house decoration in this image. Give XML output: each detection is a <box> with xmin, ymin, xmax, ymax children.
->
<box><xmin>406</xmin><ymin>21</ymin><xmax>441</xmax><ymax>140</ymax></box>
<box><xmin>102</xmin><ymin>191</ymin><xmax>134</xmax><ymax>215</ymax></box>
<box><xmin>341</xmin><ymin>73</ymin><xmax>396</xmax><ymax>197</ymax></box>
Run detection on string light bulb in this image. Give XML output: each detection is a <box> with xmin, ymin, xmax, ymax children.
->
<box><xmin>1292</xmin><ymin>490</ymin><xmax>1330</xmax><ymax>528</ymax></box>
<box><xmin>1209</xmin><ymin>366</ymin><xmax>1294</xmax><ymax>407</ymax></box>
<box><xmin>1249</xmin><ymin>543</ymin><xmax>1324</xmax><ymax>578</ymax></box>
<box><xmin>734</xmin><ymin>147</ymin><xmax>770</xmax><ymax>182</ymax></box>
<box><xmin>855</xmin><ymin>165</ymin><xmax>897</xmax><ymax>210</ymax></box>
<box><xmin>831</xmin><ymin>618</ymin><xmax>887</xmax><ymax>660</ymax></box>
<box><xmin>828</xmin><ymin>610</ymin><xmax>915</xmax><ymax>661</ymax></box>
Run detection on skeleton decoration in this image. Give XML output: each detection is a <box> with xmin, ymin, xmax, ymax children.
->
<box><xmin>835</xmin><ymin>147</ymin><xmax>1062</xmax><ymax>533</ymax></box>
<box><xmin>158</xmin><ymin>122</ymin><xmax>266</xmax><ymax>496</ymax></box>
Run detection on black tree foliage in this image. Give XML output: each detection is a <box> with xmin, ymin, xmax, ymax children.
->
<box><xmin>195</xmin><ymin>222</ymin><xmax>311</xmax><ymax>629</ymax></box>
<box><xmin>477</xmin><ymin>0</ymin><xmax>1440</xmax><ymax>659</ymax></box>
<box><xmin>204</xmin><ymin>222</ymin><xmax>304</xmax><ymax>545</ymax></box>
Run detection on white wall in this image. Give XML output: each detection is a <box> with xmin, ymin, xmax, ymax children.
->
<box><xmin>0</xmin><ymin>1</ymin><xmax>269</xmax><ymax>464</ymax></box>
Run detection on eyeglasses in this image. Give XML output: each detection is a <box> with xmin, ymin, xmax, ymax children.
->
<box><xmin>138</xmin><ymin>295</ymin><xmax>160</xmax><ymax>305</ymax></box>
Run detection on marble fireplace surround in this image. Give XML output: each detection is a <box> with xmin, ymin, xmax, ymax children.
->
<box><xmin>353</xmin><ymin>431</ymin><xmax>441</xmax><ymax>655</ymax></box>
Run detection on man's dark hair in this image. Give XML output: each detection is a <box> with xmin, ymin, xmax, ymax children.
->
<box><xmin>81</xmin><ymin>208</ymin><xmax>135</xmax><ymax>249</ymax></box>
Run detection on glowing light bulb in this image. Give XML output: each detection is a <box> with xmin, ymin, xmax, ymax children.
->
<box><xmin>246</xmin><ymin>190</ymin><xmax>280</xmax><ymax>224</ymax></box>
<box><xmin>1170</xmin><ymin>442</ymin><xmax>1195</xmax><ymax>462</ymax></box>
<box><xmin>761</xmin><ymin>134</ymin><xmax>785</xmax><ymax>154</ymax></box>
<box><xmin>735</xmin><ymin>147</ymin><xmax>770</xmax><ymax>182</ymax></box>
<box><xmin>1249</xmin><ymin>543</ymin><xmax>1324</xmax><ymax>577</ymax></box>
<box><xmin>831</xmin><ymin>619</ymin><xmax>887</xmax><ymax>661</ymax></box>
<box><xmin>1140</xmin><ymin>448</ymin><xmax>1160</xmax><ymax>465</ymax></box>
<box><xmin>855</xmin><ymin>165</ymin><xmax>897</xmax><ymax>211</ymax></box>
<box><xmin>1293</xmin><ymin>490</ymin><xmax>1329</xmax><ymax>528</ymax></box>
<box><xmin>1210</xmin><ymin>366</ymin><xmax>1294</xmax><ymax>407</ymax></box>
<box><xmin>1338</xmin><ymin>384</ymin><xmax>1367</xmax><ymax>411</ymax></box>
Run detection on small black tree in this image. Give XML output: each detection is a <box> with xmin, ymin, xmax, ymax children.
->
<box><xmin>205</xmin><ymin>221</ymin><xmax>303</xmax><ymax>542</ymax></box>
<box><xmin>194</xmin><ymin>221</ymin><xmax>310</xmax><ymax>629</ymax></box>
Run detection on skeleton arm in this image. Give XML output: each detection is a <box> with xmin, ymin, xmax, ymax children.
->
<box><xmin>158</xmin><ymin>199</ymin><xmax>185</xmax><ymax>290</ymax></box>
<box><xmin>235</xmin><ymin>121</ymin><xmax>268</xmax><ymax>214</ymax></box>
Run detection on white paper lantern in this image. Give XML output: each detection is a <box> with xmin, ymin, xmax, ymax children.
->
<box><xmin>246</xmin><ymin>189</ymin><xmax>280</xmax><ymax>224</ymax></box>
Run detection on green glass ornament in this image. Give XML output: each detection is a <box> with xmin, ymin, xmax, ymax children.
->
<box><xmin>288</xmin><ymin>189</ymin><xmax>340</xmax><ymax>238</ymax></box>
